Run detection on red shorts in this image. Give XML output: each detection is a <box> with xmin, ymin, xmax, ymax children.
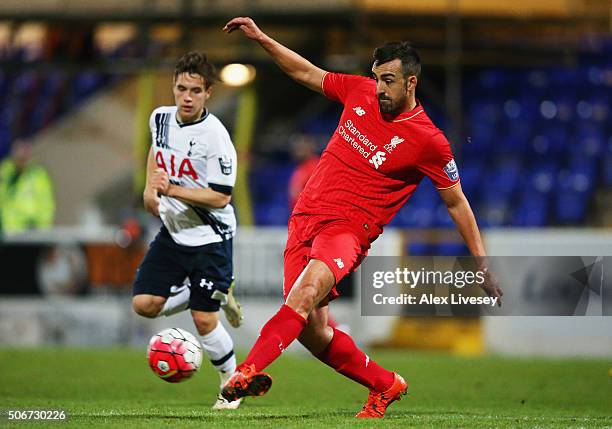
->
<box><xmin>283</xmin><ymin>214</ymin><xmax>370</xmax><ymax>301</ymax></box>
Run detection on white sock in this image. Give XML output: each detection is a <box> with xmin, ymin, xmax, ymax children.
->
<box><xmin>158</xmin><ymin>284</ymin><xmax>190</xmax><ymax>317</ymax></box>
<box><xmin>201</xmin><ymin>321</ymin><xmax>236</xmax><ymax>387</ymax></box>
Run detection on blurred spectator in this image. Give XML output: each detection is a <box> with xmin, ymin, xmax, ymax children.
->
<box><xmin>288</xmin><ymin>137</ymin><xmax>348</xmax><ymax>332</ymax></box>
<box><xmin>0</xmin><ymin>140</ymin><xmax>55</xmax><ymax>235</ymax></box>
<box><xmin>288</xmin><ymin>134</ymin><xmax>320</xmax><ymax>210</ymax></box>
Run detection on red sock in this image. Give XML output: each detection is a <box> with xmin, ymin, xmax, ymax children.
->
<box><xmin>316</xmin><ymin>328</ymin><xmax>394</xmax><ymax>392</ymax></box>
<box><xmin>239</xmin><ymin>304</ymin><xmax>307</xmax><ymax>372</ymax></box>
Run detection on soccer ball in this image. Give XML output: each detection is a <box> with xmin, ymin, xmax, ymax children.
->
<box><xmin>147</xmin><ymin>328</ymin><xmax>203</xmax><ymax>383</ymax></box>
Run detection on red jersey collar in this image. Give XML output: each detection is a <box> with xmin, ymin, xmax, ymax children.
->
<box><xmin>381</xmin><ymin>99</ymin><xmax>424</xmax><ymax>123</ymax></box>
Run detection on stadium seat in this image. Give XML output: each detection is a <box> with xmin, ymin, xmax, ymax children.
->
<box><xmin>435</xmin><ymin>242</ymin><xmax>469</xmax><ymax>256</ymax></box>
<box><xmin>406</xmin><ymin>242</ymin><xmax>435</xmax><ymax>256</ymax></box>
<box><xmin>434</xmin><ymin>204</ymin><xmax>455</xmax><ymax>228</ymax></box>
<box><xmin>512</xmin><ymin>189</ymin><xmax>550</xmax><ymax>226</ymax></box>
<box><xmin>555</xmin><ymin>191</ymin><xmax>588</xmax><ymax>224</ymax></box>
<box><xmin>603</xmin><ymin>153</ymin><xmax>612</xmax><ymax>186</ymax></box>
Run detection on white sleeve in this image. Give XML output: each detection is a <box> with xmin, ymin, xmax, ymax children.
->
<box><xmin>148</xmin><ymin>111</ymin><xmax>156</xmax><ymax>145</ymax></box>
<box><xmin>206</xmin><ymin>128</ymin><xmax>237</xmax><ymax>194</ymax></box>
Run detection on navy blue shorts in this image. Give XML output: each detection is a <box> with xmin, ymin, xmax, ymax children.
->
<box><xmin>133</xmin><ymin>227</ymin><xmax>233</xmax><ymax>312</ymax></box>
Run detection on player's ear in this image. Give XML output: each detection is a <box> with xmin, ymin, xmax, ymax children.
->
<box><xmin>407</xmin><ymin>75</ymin><xmax>417</xmax><ymax>92</ymax></box>
<box><xmin>204</xmin><ymin>86</ymin><xmax>212</xmax><ymax>100</ymax></box>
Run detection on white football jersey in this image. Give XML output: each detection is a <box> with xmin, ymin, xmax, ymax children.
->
<box><xmin>149</xmin><ymin>106</ymin><xmax>237</xmax><ymax>246</ymax></box>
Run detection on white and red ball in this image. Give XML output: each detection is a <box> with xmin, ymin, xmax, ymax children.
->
<box><xmin>147</xmin><ymin>328</ymin><xmax>203</xmax><ymax>383</ymax></box>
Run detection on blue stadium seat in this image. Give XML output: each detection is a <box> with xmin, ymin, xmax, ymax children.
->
<box><xmin>0</xmin><ymin>72</ymin><xmax>9</xmax><ymax>99</ymax></box>
<box><xmin>396</xmin><ymin>206</ymin><xmax>436</xmax><ymax>228</ymax></box>
<box><xmin>456</xmin><ymin>160</ymin><xmax>482</xmax><ymax>200</ymax></box>
<box><xmin>406</xmin><ymin>242</ymin><xmax>435</xmax><ymax>256</ymax></box>
<box><xmin>13</xmin><ymin>72</ymin><xmax>38</xmax><ymax>95</ymax></box>
<box><xmin>526</xmin><ymin>70</ymin><xmax>550</xmax><ymax>91</ymax></box>
<box><xmin>434</xmin><ymin>204</ymin><xmax>455</xmax><ymax>228</ymax></box>
<box><xmin>477</xmin><ymin>200</ymin><xmax>510</xmax><ymax>227</ymax></box>
<box><xmin>555</xmin><ymin>191</ymin><xmax>588</xmax><ymax>224</ymax></box>
<box><xmin>435</xmin><ymin>242</ymin><xmax>469</xmax><ymax>256</ymax></box>
<box><xmin>485</xmin><ymin>158</ymin><xmax>521</xmax><ymax>197</ymax></box>
<box><xmin>512</xmin><ymin>184</ymin><xmax>551</xmax><ymax>226</ymax></box>
<box><xmin>478</xmin><ymin>69</ymin><xmax>512</xmax><ymax>90</ymax></box>
<box><xmin>603</xmin><ymin>153</ymin><xmax>612</xmax><ymax>186</ymax></box>
<box><xmin>0</xmin><ymin>128</ymin><xmax>11</xmax><ymax>159</ymax></box>
<box><xmin>254</xmin><ymin>203</ymin><xmax>290</xmax><ymax>226</ymax></box>
<box><xmin>525</xmin><ymin>163</ymin><xmax>557</xmax><ymax>194</ymax></box>
<box><xmin>554</xmin><ymin>169</ymin><xmax>594</xmax><ymax>224</ymax></box>
<box><xmin>249</xmin><ymin>162</ymin><xmax>294</xmax><ymax>226</ymax></box>
<box><xmin>587</xmin><ymin>94</ymin><xmax>610</xmax><ymax>123</ymax></box>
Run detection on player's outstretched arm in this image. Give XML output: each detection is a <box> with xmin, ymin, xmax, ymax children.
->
<box><xmin>223</xmin><ymin>17</ymin><xmax>327</xmax><ymax>94</ymax></box>
<box><xmin>438</xmin><ymin>183</ymin><xmax>503</xmax><ymax>305</ymax></box>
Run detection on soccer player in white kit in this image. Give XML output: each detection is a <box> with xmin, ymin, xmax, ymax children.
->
<box><xmin>132</xmin><ymin>51</ymin><xmax>242</xmax><ymax>410</ymax></box>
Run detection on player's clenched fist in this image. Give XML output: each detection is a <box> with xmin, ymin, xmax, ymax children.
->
<box><xmin>143</xmin><ymin>168</ymin><xmax>167</xmax><ymax>217</ymax></box>
<box><xmin>223</xmin><ymin>17</ymin><xmax>265</xmax><ymax>41</ymax></box>
<box><xmin>150</xmin><ymin>168</ymin><xmax>170</xmax><ymax>195</ymax></box>
<box><xmin>143</xmin><ymin>187</ymin><xmax>160</xmax><ymax>217</ymax></box>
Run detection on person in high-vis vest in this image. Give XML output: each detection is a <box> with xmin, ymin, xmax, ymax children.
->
<box><xmin>0</xmin><ymin>140</ymin><xmax>55</xmax><ymax>235</ymax></box>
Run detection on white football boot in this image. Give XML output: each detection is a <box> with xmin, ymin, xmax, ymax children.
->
<box><xmin>212</xmin><ymin>394</ymin><xmax>242</xmax><ymax>410</ymax></box>
<box><xmin>213</xmin><ymin>371</ymin><xmax>242</xmax><ymax>409</ymax></box>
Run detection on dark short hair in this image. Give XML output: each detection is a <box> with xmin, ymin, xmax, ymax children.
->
<box><xmin>373</xmin><ymin>42</ymin><xmax>421</xmax><ymax>78</ymax></box>
<box><xmin>174</xmin><ymin>51</ymin><xmax>217</xmax><ymax>89</ymax></box>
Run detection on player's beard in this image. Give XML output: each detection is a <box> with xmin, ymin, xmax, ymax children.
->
<box><xmin>378</xmin><ymin>93</ymin><xmax>408</xmax><ymax>116</ymax></box>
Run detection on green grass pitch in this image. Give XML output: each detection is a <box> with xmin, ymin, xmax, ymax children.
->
<box><xmin>1</xmin><ymin>348</ymin><xmax>611</xmax><ymax>428</ymax></box>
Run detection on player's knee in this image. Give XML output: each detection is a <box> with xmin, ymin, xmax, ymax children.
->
<box><xmin>287</xmin><ymin>260</ymin><xmax>335</xmax><ymax>318</ymax></box>
<box><xmin>192</xmin><ymin>312</ymin><xmax>219</xmax><ymax>336</ymax></box>
<box><xmin>132</xmin><ymin>295</ymin><xmax>164</xmax><ymax>318</ymax></box>
<box><xmin>289</xmin><ymin>280</ymin><xmax>321</xmax><ymax>316</ymax></box>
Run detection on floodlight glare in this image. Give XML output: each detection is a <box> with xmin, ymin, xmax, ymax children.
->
<box><xmin>220</xmin><ymin>63</ymin><xmax>256</xmax><ymax>87</ymax></box>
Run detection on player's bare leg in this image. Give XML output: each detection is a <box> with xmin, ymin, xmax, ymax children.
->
<box><xmin>285</xmin><ymin>259</ymin><xmax>336</xmax><ymax>318</ymax></box>
<box><xmin>132</xmin><ymin>283</ymin><xmax>190</xmax><ymax>319</ymax></box>
<box><xmin>296</xmin><ymin>301</ymin><xmax>333</xmax><ymax>354</ymax></box>
<box><xmin>132</xmin><ymin>294</ymin><xmax>166</xmax><ymax>318</ymax></box>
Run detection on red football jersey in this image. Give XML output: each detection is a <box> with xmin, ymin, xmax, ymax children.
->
<box><xmin>292</xmin><ymin>72</ymin><xmax>460</xmax><ymax>243</ymax></box>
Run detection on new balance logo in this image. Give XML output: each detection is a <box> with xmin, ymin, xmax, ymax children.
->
<box><xmin>334</xmin><ymin>258</ymin><xmax>345</xmax><ymax>269</ymax></box>
<box><xmin>353</xmin><ymin>106</ymin><xmax>366</xmax><ymax>116</ymax></box>
<box><xmin>369</xmin><ymin>151</ymin><xmax>387</xmax><ymax>169</ymax></box>
<box><xmin>365</xmin><ymin>355</ymin><xmax>370</xmax><ymax>367</ymax></box>
<box><xmin>384</xmin><ymin>135</ymin><xmax>405</xmax><ymax>153</ymax></box>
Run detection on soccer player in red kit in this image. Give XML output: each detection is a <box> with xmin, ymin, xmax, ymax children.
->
<box><xmin>221</xmin><ymin>17</ymin><xmax>503</xmax><ymax>418</ymax></box>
